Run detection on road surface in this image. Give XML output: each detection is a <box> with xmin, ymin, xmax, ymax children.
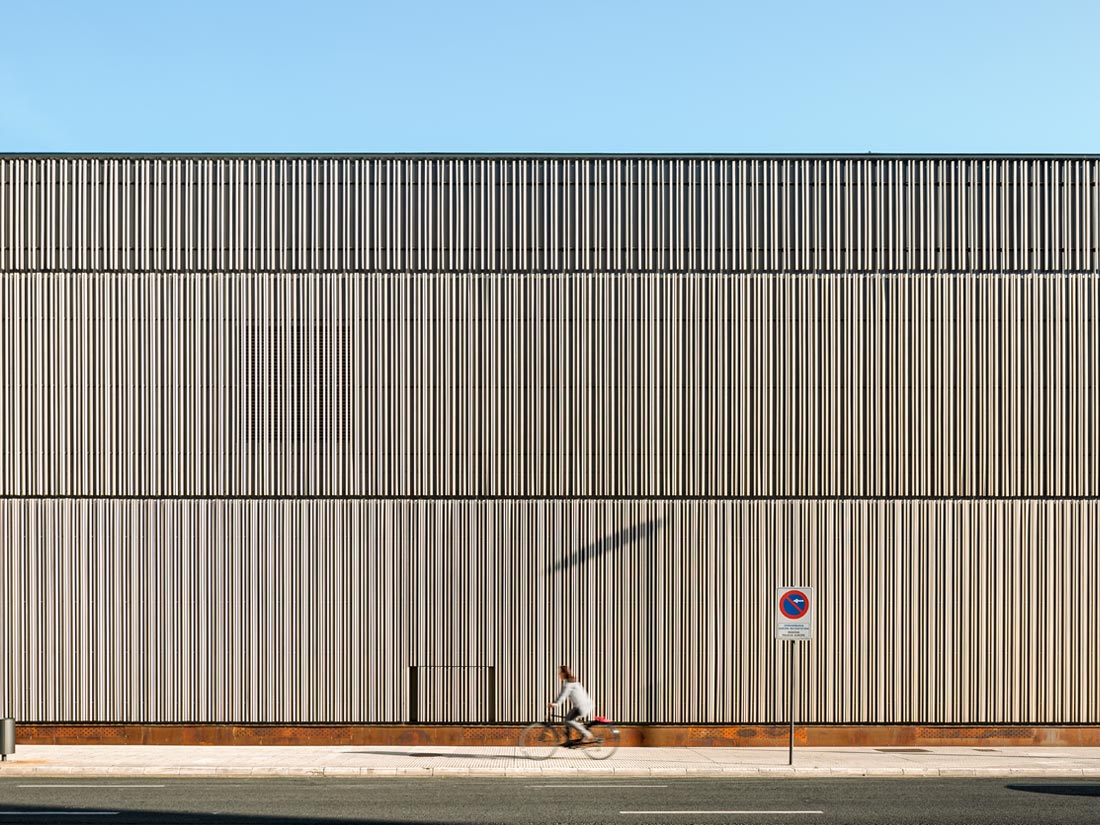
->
<box><xmin>1</xmin><ymin>777</ymin><xmax>1098</xmax><ymax>823</ymax></box>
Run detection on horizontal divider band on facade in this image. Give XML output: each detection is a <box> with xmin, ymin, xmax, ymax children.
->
<box><xmin>17</xmin><ymin>269</ymin><xmax>1100</xmax><ymax>279</ymax></box>
<box><xmin>6</xmin><ymin>153</ymin><xmax>1100</xmax><ymax>158</ymax></box>
<box><xmin>12</xmin><ymin>724</ymin><xmax>1100</xmax><ymax>748</ymax></box>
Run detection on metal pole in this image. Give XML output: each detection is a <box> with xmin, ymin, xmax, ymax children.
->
<box><xmin>788</xmin><ymin>642</ymin><xmax>794</xmax><ymax>766</ymax></box>
<box><xmin>0</xmin><ymin>718</ymin><xmax>14</xmax><ymax>762</ymax></box>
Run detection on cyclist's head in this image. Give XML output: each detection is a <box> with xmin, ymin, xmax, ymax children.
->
<box><xmin>558</xmin><ymin>665</ymin><xmax>577</xmax><ymax>681</ymax></box>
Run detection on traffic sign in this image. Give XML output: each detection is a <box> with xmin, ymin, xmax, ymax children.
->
<box><xmin>775</xmin><ymin>586</ymin><xmax>814</xmax><ymax>767</ymax></box>
<box><xmin>779</xmin><ymin>589</ymin><xmax>810</xmax><ymax>619</ymax></box>
<box><xmin>776</xmin><ymin>586</ymin><xmax>814</xmax><ymax>640</ymax></box>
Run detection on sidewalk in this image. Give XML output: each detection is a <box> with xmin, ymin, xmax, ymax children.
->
<box><xmin>3</xmin><ymin>745</ymin><xmax>1100</xmax><ymax>778</ymax></box>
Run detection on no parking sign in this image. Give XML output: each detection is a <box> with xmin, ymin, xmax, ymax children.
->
<box><xmin>775</xmin><ymin>587</ymin><xmax>814</xmax><ymax>640</ymax></box>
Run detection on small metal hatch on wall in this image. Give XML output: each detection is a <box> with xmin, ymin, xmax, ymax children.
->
<box><xmin>408</xmin><ymin>665</ymin><xmax>496</xmax><ymax>724</ymax></box>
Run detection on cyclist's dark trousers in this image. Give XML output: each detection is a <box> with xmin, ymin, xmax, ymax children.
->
<box><xmin>564</xmin><ymin>708</ymin><xmax>592</xmax><ymax>740</ymax></box>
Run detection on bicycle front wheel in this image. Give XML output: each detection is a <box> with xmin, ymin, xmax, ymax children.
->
<box><xmin>583</xmin><ymin>722</ymin><xmax>620</xmax><ymax>760</ymax></box>
<box><xmin>519</xmin><ymin>722</ymin><xmax>561</xmax><ymax>760</ymax></box>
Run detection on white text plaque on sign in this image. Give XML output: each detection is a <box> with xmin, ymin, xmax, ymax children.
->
<box><xmin>775</xmin><ymin>586</ymin><xmax>814</xmax><ymax>640</ymax></box>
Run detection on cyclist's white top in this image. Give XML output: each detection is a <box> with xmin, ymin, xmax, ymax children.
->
<box><xmin>552</xmin><ymin>680</ymin><xmax>595</xmax><ymax>716</ymax></box>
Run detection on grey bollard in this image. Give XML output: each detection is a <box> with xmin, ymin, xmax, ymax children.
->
<box><xmin>1</xmin><ymin>718</ymin><xmax>13</xmax><ymax>762</ymax></box>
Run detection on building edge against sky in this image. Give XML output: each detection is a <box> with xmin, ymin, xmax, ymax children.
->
<box><xmin>0</xmin><ymin>155</ymin><xmax>1098</xmax><ymax>743</ymax></box>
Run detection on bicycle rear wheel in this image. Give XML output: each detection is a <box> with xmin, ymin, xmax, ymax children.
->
<box><xmin>519</xmin><ymin>722</ymin><xmax>561</xmax><ymax>760</ymax></box>
<box><xmin>583</xmin><ymin>721</ymin><xmax>620</xmax><ymax>760</ymax></box>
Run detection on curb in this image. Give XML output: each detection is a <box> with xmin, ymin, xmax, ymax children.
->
<box><xmin>4</xmin><ymin>766</ymin><xmax>1100</xmax><ymax>778</ymax></box>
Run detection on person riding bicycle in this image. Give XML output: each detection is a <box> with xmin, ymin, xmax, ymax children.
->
<box><xmin>548</xmin><ymin>664</ymin><xmax>596</xmax><ymax>746</ymax></box>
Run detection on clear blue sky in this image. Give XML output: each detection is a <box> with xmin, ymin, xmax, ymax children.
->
<box><xmin>2</xmin><ymin>0</ymin><xmax>1098</xmax><ymax>153</ymax></box>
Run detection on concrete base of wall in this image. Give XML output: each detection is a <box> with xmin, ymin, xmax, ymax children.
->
<box><xmin>15</xmin><ymin>724</ymin><xmax>1100</xmax><ymax>747</ymax></box>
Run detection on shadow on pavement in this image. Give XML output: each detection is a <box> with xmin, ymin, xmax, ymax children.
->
<box><xmin>1007</xmin><ymin>784</ymin><xmax>1100</xmax><ymax>798</ymax></box>
<box><xmin>341</xmin><ymin>750</ymin><xmax>520</xmax><ymax>761</ymax></box>
<box><xmin>0</xmin><ymin>806</ymin><xmax>455</xmax><ymax>824</ymax></box>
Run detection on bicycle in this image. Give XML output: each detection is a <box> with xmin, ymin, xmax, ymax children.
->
<box><xmin>519</xmin><ymin>713</ymin><xmax>620</xmax><ymax>760</ymax></box>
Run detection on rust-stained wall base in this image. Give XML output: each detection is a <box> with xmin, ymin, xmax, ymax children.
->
<box><xmin>15</xmin><ymin>725</ymin><xmax>1100</xmax><ymax>747</ymax></box>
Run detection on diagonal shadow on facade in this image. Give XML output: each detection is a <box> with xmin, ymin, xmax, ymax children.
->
<box><xmin>549</xmin><ymin>519</ymin><xmax>663</xmax><ymax>574</ymax></box>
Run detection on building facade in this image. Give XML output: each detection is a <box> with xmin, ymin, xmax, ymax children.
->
<box><xmin>0</xmin><ymin>155</ymin><xmax>1098</xmax><ymax>730</ymax></box>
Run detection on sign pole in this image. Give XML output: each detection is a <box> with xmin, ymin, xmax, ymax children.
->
<box><xmin>788</xmin><ymin>640</ymin><xmax>794</xmax><ymax>765</ymax></box>
<box><xmin>775</xmin><ymin>587</ymin><xmax>812</xmax><ymax>768</ymax></box>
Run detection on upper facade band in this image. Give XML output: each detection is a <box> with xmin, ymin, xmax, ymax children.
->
<box><xmin>2</xmin><ymin>156</ymin><xmax>1098</xmax><ymax>273</ymax></box>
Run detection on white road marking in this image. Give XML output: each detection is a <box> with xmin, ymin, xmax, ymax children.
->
<box><xmin>527</xmin><ymin>783</ymin><xmax>668</xmax><ymax>788</ymax></box>
<box><xmin>621</xmin><ymin>811</ymin><xmax>823</xmax><ymax>816</ymax></box>
<box><xmin>18</xmin><ymin>785</ymin><xmax>165</xmax><ymax>789</ymax></box>
<box><xmin>0</xmin><ymin>813</ymin><xmax>119</xmax><ymax>817</ymax></box>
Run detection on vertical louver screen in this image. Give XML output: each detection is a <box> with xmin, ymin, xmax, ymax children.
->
<box><xmin>0</xmin><ymin>155</ymin><xmax>1096</xmax><ymax>726</ymax></box>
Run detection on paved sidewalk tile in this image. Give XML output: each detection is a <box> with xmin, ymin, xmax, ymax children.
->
<box><xmin>3</xmin><ymin>745</ymin><xmax>1100</xmax><ymax>778</ymax></box>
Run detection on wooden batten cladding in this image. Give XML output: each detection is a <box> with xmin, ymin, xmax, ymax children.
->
<box><xmin>0</xmin><ymin>155</ymin><xmax>1098</xmax><ymax>731</ymax></box>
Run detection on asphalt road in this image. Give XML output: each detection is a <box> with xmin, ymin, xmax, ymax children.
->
<box><xmin>1</xmin><ymin>777</ymin><xmax>1098</xmax><ymax>824</ymax></box>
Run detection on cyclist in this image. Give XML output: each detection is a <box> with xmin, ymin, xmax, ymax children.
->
<box><xmin>549</xmin><ymin>664</ymin><xmax>596</xmax><ymax>746</ymax></box>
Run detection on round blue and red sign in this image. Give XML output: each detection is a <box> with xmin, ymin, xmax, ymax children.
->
<box><xmin>779</xmin><ymin>589</ymin><xmax>810</xmax><ymax>620</ymax></box>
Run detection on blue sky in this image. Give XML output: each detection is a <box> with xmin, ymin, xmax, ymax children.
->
<box><xmin>1</xmin><ymin>0</ymin><xmax>1098</xmax><ymax>153</ymax></box>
